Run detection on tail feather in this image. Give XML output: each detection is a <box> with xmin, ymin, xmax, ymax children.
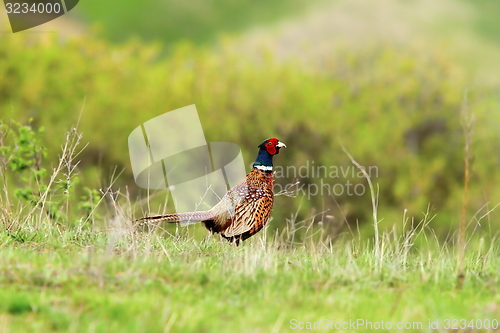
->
<box><xmin>137</xmin><ymin>211</ymin><xmax>213</xmax><ymax>226</ymax></box>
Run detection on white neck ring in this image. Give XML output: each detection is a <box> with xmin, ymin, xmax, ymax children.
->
<box><xmin>255</xmin><ymin>165</ymin><xmax>273</xmax><ymax>171</ymax></box>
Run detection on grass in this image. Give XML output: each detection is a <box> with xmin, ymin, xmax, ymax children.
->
<box><xmin>1</xmin><ymin>118</ymin><xmax>500</xmax><ymax>332</ymax></box>
<box><xmin>1</xmin><ymin>227</ymin><xmax>499</xmax><ymax>333</ymax></box>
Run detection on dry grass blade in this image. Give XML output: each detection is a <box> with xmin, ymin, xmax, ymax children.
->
<box><xmin>340</xmin><ymin>142</ymin><xmax>381</xmax><ymax>269</ymax></box>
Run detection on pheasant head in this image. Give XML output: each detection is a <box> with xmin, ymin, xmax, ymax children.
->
<box><xmin>253</xmin><ymin>138</ymin><xmax>286</xmax><ymax>172</ymax></box>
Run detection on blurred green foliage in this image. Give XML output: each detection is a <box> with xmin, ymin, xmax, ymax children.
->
<box><xmin>0</xmin><ymin>120</ymin><xmax>48</xmax><ymax>204</ymax></box>
<box><xmin>1</xmin><ymin>34</ymin><xmax>500</xmax><ymax>236</ymax></box>
<box><xmin>75</xmin><ymin>0</ymin><xmax>323</xmax><ymax>45</ymax></box>
<box><xmin>464</xmin><ymin>0</ymin><xmax>500</xmax><ymax>46</ymax></box>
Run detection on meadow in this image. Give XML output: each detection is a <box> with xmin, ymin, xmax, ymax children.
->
<box><xmin>2</xmin><ymin>0</ymin><xmax>500</xmax><ymax>331</ymax></box>
<box><xmin>1</xmin><ymin>119</ymin><xmax>499</xmax><ymax>332</ymax></box>
<box><xmin>1</xmin><ymin>225</ymin><xmax>499</xmax><ymax>333</ymax></box>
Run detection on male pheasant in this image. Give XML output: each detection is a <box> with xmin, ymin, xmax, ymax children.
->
<box><xmin>138</xmin><ymin>138</ymin><xmax>286</xmax><ymax>244</ymax></box>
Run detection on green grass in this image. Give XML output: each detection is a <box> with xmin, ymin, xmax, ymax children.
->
<box><xmin>1</xmin><ymin>228</ymin><xmax>499</xmax><ymax>333</ymax></box>
<box><xmin>2</xmin><ymin>127</ymin><xmax>497</xmax><ymax>332</ymax></box>
<box><xmin>1</xmin><ymin>63</ymin><xmax>499</xmax><ymax>331</ymax></box>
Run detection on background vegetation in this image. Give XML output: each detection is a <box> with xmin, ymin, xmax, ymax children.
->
<box><xmin>75</xmin><ymin>0</ymin><xmax>326</xmax><ymax>45</ymax></box>
<box><xmin>1</xmin><ymin>27</ymin><xmax>500</xmax><ymax>237</ymax></box>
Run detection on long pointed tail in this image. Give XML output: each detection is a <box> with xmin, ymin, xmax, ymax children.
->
<box><xmin>136</xmin><ymin>211</ymin><xmax>213</xmax><ymax>226</ymax></box>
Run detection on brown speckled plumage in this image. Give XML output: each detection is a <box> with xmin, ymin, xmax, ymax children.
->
<box><xmin>137</xmin><ymin>138</ymin><xmax>286</xmax><ymax>244</ymax></box>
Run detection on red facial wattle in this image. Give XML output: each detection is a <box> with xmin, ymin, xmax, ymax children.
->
<box><xmin>266</xmin><ymin>145</ymin><xmax>277</xmax><ymax>155</ymax></box>
<box><xmin>265</xmin><ymin>138</ymin><xmax>279</xmax><ymax>155</ymax></box>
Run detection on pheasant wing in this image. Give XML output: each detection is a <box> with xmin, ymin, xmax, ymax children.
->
<box><xmin>222</xmin><ymin>194</ymin><xmax>273</xmax><ymax>239</ymax></box>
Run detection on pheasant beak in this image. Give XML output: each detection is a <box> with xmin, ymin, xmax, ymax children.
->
<box><xmin>277</xmin><ymin>141</ymin><xmax>286</xmax><ymax>148</ymax></box>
